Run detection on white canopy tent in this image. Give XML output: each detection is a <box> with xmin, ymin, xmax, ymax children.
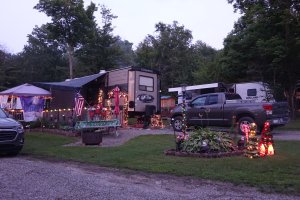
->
<box><xmin>0</xmin><ymin>83</ymin><xmax>51</xmax><ymax>121</ymax></box>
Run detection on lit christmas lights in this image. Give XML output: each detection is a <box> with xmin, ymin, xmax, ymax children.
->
<box><xmin>151</xmin><ymin>114</ymin><xmax>164</xmax><ymax>128</ymax></box>
<box><xmin>259</xmin><ymin>121</ymin><xmax>275</xmax><ymax>156</ymax></box>
<box><xmin>107</xmin><ymin>88</ymin><xmax>129</xmax><ymax>126</ymax></box>
<box><xmin>244</xmin><ymin>123</ymin><xmax>260</xmax><ymax>159</ymax></box>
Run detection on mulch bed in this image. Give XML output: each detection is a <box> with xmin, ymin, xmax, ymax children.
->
<box><xmin>164</xmin><ymin>149</ymin><xmax>244</xmax><ymax>158</ymax></box>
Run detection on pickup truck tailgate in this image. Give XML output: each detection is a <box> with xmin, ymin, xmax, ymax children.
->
<box><xmin>270</xmin><ymin>102</ymin><xmax>289</xmax><ymax>125</ymax></box>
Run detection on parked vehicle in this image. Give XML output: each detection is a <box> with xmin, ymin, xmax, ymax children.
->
<box><xmin>171</xmin><ymin>92</ymin><xmax>289</xmax><ymax>134</ymax></box>
<box><xmin>168</xmin><ymin>81</ymin><xmax>275</xmax><ymax>104</ymax></box>
<box><xmin>0</xmin><ymin>108</ymin><xmax>24</xmax><ymax>155</ymax></box>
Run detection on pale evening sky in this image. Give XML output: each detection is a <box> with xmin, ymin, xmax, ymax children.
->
<box><xmin>0</xmin><ymin>0</ymin><xmax>240</xmax><ymax>54</ymax></box>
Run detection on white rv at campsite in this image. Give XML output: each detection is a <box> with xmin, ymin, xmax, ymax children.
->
<box><xmin>227</xmin><ymin>82</ymin><xmax>275</xmax><ymax>102</ymax></box>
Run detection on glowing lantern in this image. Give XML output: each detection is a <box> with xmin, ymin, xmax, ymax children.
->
<box><xmin>259</xmin><ymin>143</ymin><xmax>266</xmax><ymax>157</ymax></box>
<box><xmin>259</xmin><ymin>121</ymin><xmax>275</xmax><ymax>157</ymax></box>
<box><xmin>267</xmin><ymin>143</ymin><xmax>274</xmax><ymax>155</ymax></box>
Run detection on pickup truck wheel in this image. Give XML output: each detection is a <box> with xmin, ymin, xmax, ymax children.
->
<box><xmin>238</xmin><ymin>117</ymin><xmax>255</xmax><ymax>135</ymax></box>
<box><xmin>172</xmin><ymin>116</ymin><xmax>183</xmax><ymax>132</ymax></box>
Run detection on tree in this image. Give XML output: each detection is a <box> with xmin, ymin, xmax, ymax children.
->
<box><xmin>224</xmin><ymin>0</ymin><xmax>300</xmax><ymax>118</ymax></box>
<box><xmin>19</xmin><ymin>25</ymin><xmax>68</xmax><ymax>83</ymax></box>
<box><xmin>136</xmin><ymin>21</ymin><xmax>195</xmax><ymax>93</ymax></box>
<box><xmin>0</xmin><ymin>49</ymin><xmax>22</xmax><ymax>90</ymax></box>
<box><xmin>75</xmin><ymin>5</ymin><xmax>126</xmax><ymax>74</ymax></box>
<box><xmin>34</xmin><ymin>0</ymin><xmax>97</xmax><ymax>79</ymax></box>
<box><xmin>191</xmin><ymin>41</ymin><xmax>220</xmax><ymax>84</ymax></box>
<box><xmin>114</xmin><ymin>39</ymin><xmax>135</xmax><ymax>67</ymax></box>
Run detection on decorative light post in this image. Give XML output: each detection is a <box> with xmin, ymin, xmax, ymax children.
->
<box><xmin>181</xmin><ymin>84</ymin><xmax>187</xmax><ymax>136</ymax></box>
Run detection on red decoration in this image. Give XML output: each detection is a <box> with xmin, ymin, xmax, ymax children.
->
<box><xmin>259</xmin><ymin>121</ymin><xmax>275</xmax><ymax>156</ymax></box>
<box><xmin>114</xmin><ymin>86</ymin><xmax>120</xmax><ymax>117</ymax></box>
<box><xmin>89</xmin><ymin>109</ymin><xmax>95</xmax><ymax>120</ymax></box>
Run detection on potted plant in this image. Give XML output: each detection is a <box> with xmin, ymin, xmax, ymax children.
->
<box><xmin>81</xmin><ymin>129</ymin><xmax>103</xmax><ymax>145</ymax></box>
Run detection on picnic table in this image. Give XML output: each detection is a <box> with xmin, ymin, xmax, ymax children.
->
<box><xmin>75</xmin><ymin>119</ymin><xmax>121</xmax><ymax>138</ymax></box>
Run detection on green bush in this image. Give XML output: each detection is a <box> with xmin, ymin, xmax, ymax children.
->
<box><xmin>182</xmin><ymin>128</ymin><xmax>237</xmax><ymax>153</ymax></box>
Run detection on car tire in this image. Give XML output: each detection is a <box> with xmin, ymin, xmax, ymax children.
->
<box><xmin>238</xmin><ymin>117</ymin><xmax>255</xmax><ymax>135</ymax></box>
<box><xmin>172</xmin><ymin>116</ymin><xmax>183</xmax><ymax>132</ymax></box>
<box><xmin>7</xmin><ymin>147</ymin><xmax>22</xmax><ymax>156</ymax></box>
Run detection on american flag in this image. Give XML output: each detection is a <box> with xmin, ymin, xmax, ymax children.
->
<box><xmin>74</xmin><ymin>93</ymin><xmax>84</xmax><ymax>116</ymax></box>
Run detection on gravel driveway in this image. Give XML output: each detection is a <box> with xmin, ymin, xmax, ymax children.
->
<box><xmin>0</xmin><ymin>157</ymin><xmax>299</xmax><ymax>200</ymax></box>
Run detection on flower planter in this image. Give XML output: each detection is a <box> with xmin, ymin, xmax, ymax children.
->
<box><xmin>82</xmin><ymin>131</ymin><xmax>103</xmax><ymax>145</ymax></box>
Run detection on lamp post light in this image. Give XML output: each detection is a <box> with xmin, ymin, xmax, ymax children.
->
<box><xmin>181</xmin><ymin>84</ymin><xmax>187</xmax><ymax>136</ymax></box>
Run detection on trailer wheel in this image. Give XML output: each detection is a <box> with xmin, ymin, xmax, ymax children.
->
<box><xmin>172</xmin><ymin>116</ymin><xmax>183</xmax><ymax>132</ymax></box>
<box><xmin>238</xmin><ymin>117</ymin><xmax>255</xmax><ymax>135</ymax></box>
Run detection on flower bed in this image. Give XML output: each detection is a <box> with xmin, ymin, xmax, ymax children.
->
<box><xmin>167</xmin><ymin>128</ymin><xmax>243</xmax><ymax>158</ymax></box>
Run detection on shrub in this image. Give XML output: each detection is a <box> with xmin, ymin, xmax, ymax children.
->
<box><xmin>182</xmin><ymin>128</ymin><xmax>237</xmax><ymax>153</ymax></box>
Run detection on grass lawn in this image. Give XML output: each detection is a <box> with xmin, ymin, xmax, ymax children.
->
<box><xmin>278</xmin><ymin>117</ymin><xmax>300</xmax><ymax>131</ymax></box>
<box><xmin>22</xmin><ymin>132</ymin><xmax>300</xmax><ymax>195</ymax></box>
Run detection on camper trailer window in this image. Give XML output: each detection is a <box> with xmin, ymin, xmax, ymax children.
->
<box><xmin>139</xmin><ymin>76</ymin><xmax>154</xmax><ymax>92</ymax></box>
<box><xmin>247</xmin><ymin>89</ymin><xmax>257</xmax><ymax>96</ymax></box>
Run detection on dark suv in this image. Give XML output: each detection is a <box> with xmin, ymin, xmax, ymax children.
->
<box><xmin>0</xmin><ymin>108</ymin><xmax>24</xmax><ymax>155</ymax></box>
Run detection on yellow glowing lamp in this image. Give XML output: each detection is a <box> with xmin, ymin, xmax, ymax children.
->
<box><xmin>259</xmin><ymin>143</ymin><xmax>266</xmax><ymax>157</ymax></box>
<box><xmin>267</xmin><ymin>144</ymin><xmax>274</xmax><ymax>156</ymax></box>
<box><xmin>249</xmin><ymin>123</ymin><xmax>257</xmax><ymax>137</ymax></box>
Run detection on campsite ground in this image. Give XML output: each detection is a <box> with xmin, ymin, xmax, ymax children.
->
<box><xmin>1</xmin><ymin>127</ymin><xmax>299</xmax><ymax>199</ymax></box>
<box><xmin>1</xmin><ymin>156</ymin><xmax>299</xmax><ymax>200</ymax></box>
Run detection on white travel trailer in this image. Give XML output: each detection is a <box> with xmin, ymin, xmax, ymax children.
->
<box><xmin>168</xmin><ymin>82</ymin><xmax>275</xmax><ymax>104</ymax></box>
<box><xmin>168</xmin><ymin>82</ymin><xmax>227</xmax><ymax>104</ymax></box>
<box><xmin>228</xmin><ymin>82</ymin><xmax>275</xmax><ymax>102</ymax></box>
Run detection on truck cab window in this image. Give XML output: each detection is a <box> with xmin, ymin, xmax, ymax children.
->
<box><xmin>192</xmin><ymin>96</ymin><xmax>207</xmax><ymax>106</ymax></box>
<box><xmin>208</xmin><ymin>95</ymin><xmax>218</xmax><ymax>105</ymax></box>
<box><xmin>139</xmin><ymin>76</ymin><xmax>154</xmax><ymax>91</ymax></box>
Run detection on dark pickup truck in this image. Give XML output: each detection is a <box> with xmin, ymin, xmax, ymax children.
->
<box><xmin>0</xmin><ymin>108</ymin><xmax>24</xmax><ymax>155</ymax></box>
<box><xmin>171</xmin><ymin>92</ymin><xmax>290</xmax><ymax>134</ymax></box>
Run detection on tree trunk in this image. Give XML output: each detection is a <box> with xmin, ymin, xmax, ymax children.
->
<box><xmin>67</xmin><ymin>44</ymin><xmax>74</xmax><ymax>79</ymax></box>
<box><xmin>286</xmin><ymin>86</ymin><xmax>296</xmax><ymax>120</ymax></box>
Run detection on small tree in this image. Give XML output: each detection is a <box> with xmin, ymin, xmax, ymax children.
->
<box><xmin>34</xmin><ymin>0</ymin><xmax>97</xmax><ymax>79</ymax></box>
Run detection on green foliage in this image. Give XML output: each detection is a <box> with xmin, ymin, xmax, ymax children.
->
<box><xmin>135</xmin><ymin>21</ymin><xmax>196</xmax><ymax>93</ymax></box>
<box><xmin>224</xmin><ymin>0</ymin><xmax>300</xmax><ymax>117</ymax></box>
<box><xmin>75</xmin><ymin>5</ymin><xmax>133</xmax><ymax>75</ymax></box>
<box><xmin>23</xmin><ymin>133</ymin><xmax>300</xmax><ymax>194</ymax></box>
<box><xmin>182</xmin><ymin>128</ymin><xmax>237</xmax><ymax>153</ymax></box>
<box><xmin>20</xmin><ymin>25</ymin><xmax>68</xmax><ymax>82</ymax></box>
<box><xmin>34</xmin><ymin>0</ymin><xmax>98</xmax><ymax>78</ymax></box>
<box><xmin>0</xmin><ymin>50</ymin><xmax>23</xmax><ymax>90</ymax></box>
<box><xmin>135</xmin><ymin>21</ymin><xmax>221</xmax><ymax>93</ymax></box>
<box><xmin>191</xmin><ymin>42</ymin><xmax>221</xmax><ymax>84</ymax></box>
